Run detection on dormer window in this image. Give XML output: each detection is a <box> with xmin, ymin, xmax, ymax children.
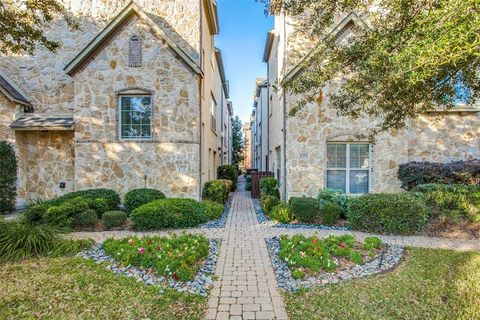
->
<box><xmin>129</xmin><ymin>35</ymin><xmax>142</xmax><ymax>67</ymax></box>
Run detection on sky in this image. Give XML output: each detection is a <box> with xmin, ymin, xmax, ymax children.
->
<box><xmin>215</xmin><ymin>0</ymin><xmax>274</xmax><ymax>125</ymax></box>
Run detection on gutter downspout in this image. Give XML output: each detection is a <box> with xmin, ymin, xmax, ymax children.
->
<box><xmin>199</xmin><ymin>0</ymin><xmax>204</xmax><ymax>200</ymax></box>
<box><xmin>220</xmin><ymin>83</ymin><xmax>224</xmax><ymax>166</ymax></box>
<box><xmin>282</xmin><ymin>9</ymin><xmax>287</xmax><ymax>201</ymax></box>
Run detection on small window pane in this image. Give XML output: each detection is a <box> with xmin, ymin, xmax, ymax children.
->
<box><xmin>327</xmin><ymin>144</ymin><xmax>346</xmax><ymax>168</ymax></box>
<box><xmin>349</xmin><ymin>170</ymin><xmax>369</xmax><ymax>194</ymax></box>
<box><xmin>326</xmin><ymin>170</ymin><xmax>346</xmax><ymax>192</ymax></box>
<box><xmin>349</xmin><ymin>144</ymin><xmax>369</xmax><ymax>168</ymax></box>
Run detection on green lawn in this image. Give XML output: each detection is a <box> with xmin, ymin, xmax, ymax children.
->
<box><xmin>283</xmin><ymin>248</ymin><xmax>480</xmax><ymax>320</ymax></box>
<box><xmin>0</xmin><ymin>257</ymin><xmax>206</xmax><ymax>319</ymax></box>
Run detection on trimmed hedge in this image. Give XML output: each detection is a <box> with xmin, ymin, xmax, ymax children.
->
<box><xmin>23</xmin><ymin>189</ymin><xmax>120</xmax><ymax>225</ymax></box>
<box><xmin>201</xmin><ymin>200</ymin><xmax>225</xmax><ymax>220</ymax></box>
<box><xmin>202</xmin><ymin>180</ymin><xmax>230</xmax><ymax>204</ymax></box>
<box><xmin>413</xmin><ymin>183</ymin><xmax>480</xmax><ymax>222</ymax></box>
<box><xmin>262</xmin><ymin>196</ymin><xmax>280</xmax><ymax>215</ymax></box>
<box><xmin>124</xmin><ymin>188</ymin><xmax>165</xmax><ymax>214</ymax></box>
<box><xmin>270</xmin><ymin>202</ymin><xmax>295</xmax><ymax>223</ymax></box>
<box><xmin>318</xmin><ymin>189</ymin><xmax>348</xmax><ymax>218</ymax></box>
<box><xmin>131</xmin><ymin>198</ymin><xmax>207</xmax><ymax>230</ymax></box>
<box><xmin>73</xmin><ymin>209</ymin><xmax>97</xmax><ymax>228</ymax></box>
<box><xmin>260</xmin><ymin>177</ymin><xmax>280</xmax><ymax>199</ymax></box>
<box><xmin>289</xmin><ymin>197</ymin><xmax>318</xmax><ymax>223</ymax></box>
<box><xmin>322</xmin><ymin>203</ymin><xmax>341</xmax><ymax>225</ymax></box>
<box><xmin>348</xmin><ymin>192</ymin><xmax>430</xmax><ymax>235</ymax></box>
<box><xmin>217</xmin><ymin>165</ymin><xmax>238</xmax><ymax>191</ymax></box>
<box><xmin>398</xmin><ymin>160</ymin><xmax>480</xmax><ymax>190</ymax></box>
<box><xmin>102</xmin><ymin>211</ymin><xmax>127</xmax><ymax>229</ymax></box>
<box><xmin>0</xmin><ymin>141</ymin><xmax>17</xmax><ymax>214</ymax></box>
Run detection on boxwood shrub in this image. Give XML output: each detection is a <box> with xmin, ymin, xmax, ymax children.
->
<box><xmin>270</xmin><ymin>202</ymin><xmax>295</xmax><ymax>223</ymax></box>
<box><xmin>262</xmin><ymin>195</ymin><xmax>280</xmax><ymax>215</ymax></box>
<box><xmin>0</xmin><ymin>141</ymin><xmax>17</xmax><ymax>214</ymax></box>
<box><xmin>102</xmin><ymin>211</ymin><xmax>127</xmax><ymax>229</ymax></box>
<box><xmin>289</xmin><ymin>197</ymin><xmax>318</xmax><ymax>223</ymax></box>
<box><xmin>398</xmin><ymin>160</ymin><xmax>480</xmax><ymax>190</ymax></box>
<box><xmin>124</xmin><ymin>188</ymin><xmax>165</xmax><ymax>214</ymax></box>
<box><xmin>217</xmin><ymin>165</ymin><xmax>238</xmax><ymax>191</ymax></box>
<box><xmin>202</xmin><ymin>180</ymin><xmax>230</xmax><ymax>204</ymax></box>
<box><xmin>260</xmin><ymin>177</ymin><xmax>280</xmax><ymax>199</ymax></box>
<box><xmin>201</xmin><ymin>200</ymin><xmax>225</xmax><ymax>220</ymax></box>
<box><xmin>413</xmin><ymin>183</ymin><xmax>480</xmax><ymax>222</ymax></box>
<box><xmin>131</xmin><ymin>198</ymin><xmax>207</xmax><ymax>230</ymax></box>
<box><xmin>318</xmin><ymin>188</ymin><xmax>348</xmax><ymax>218</ymax></box>
<box><xmin>73</xmin><ymin>209</ymin><xmax>97</xmax><ymax>228</ymax></box>
<box><xmin>322</xmin><ymin>203</ymin><xmax>341</xmax><ymax>225</ymax></box>
<box><xmin>348</xmin><ymin>192</ymin><xmax>430</xmax><ymax>235</ymax></box>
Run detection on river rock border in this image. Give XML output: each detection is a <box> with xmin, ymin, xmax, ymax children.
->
<box><xmin>266</xmin><ymin>236</ymin><xmax>405</xmax><ymax>292</ymax></box>
<box><xmin>198</xmin><ymin>195</ymin><xmax>233</xmax><ymax>229</ymax></box>
<box><xmin>77</xmin><ymin>238</ymin><xmax>221</xmax><ymax>297</ymax></box>
<box><xmin>253</xmin><ymin>199</ymin><xmax>349</xmax><ymax>231</ymax></box>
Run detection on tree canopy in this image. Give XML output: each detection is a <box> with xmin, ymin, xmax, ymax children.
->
<box><xmin>231</xmin><ymin>116</ymin><xmax>245</xmax><ymax>165</ymax></box>
<box><xmin>0</xmin><ymin>0</ymin><xmax>78</xmax><ymax>54</ymax></box>
<box><xmin>263</xmin><ymin>0</ymin><xmax>480</xmax><ymax>136</ymax></box>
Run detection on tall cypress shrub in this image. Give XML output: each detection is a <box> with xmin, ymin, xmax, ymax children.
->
<box><xmin>0</xmin><ymin>141</ymin><xmax>17</xmax><ymax>214</ymax></box>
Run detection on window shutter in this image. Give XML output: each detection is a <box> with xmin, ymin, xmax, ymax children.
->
<box><xmin>129</xmin><ymin>35</ymin><xmax>142</xmax><ymax>67</ymax></box>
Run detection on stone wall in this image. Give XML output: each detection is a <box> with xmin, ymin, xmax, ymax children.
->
<box><xmin>0</xmin><ymin>0</ymin><xmax>200</xmax><ymax>115</ymax></box>
<box><xmin>15</xmin><ymin>131</ymin><xmax>75</xmax><ymax>205</ymax></box>
<box><xmin>285</xmin><ymin>89</ymin><xmax>480</xmax><ymax>199</ymax></box>
<box><xmin>0</xmin><ymin>94</ymin><xmax>21</xmax><ymax>145</ymax></box>
<box><xmin>73</xmin><ymin>14</ymin><xmax>200</xmax><ymax>199</ymax></box>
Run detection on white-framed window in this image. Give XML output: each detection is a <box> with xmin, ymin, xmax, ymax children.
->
<box><xmin>326</xmin><ymin>142</ymin><xmax>371</xmax><ymax>194</ymax></box>
<box><xmin>210</xmin><ymin>94</ymin><xmax>217</xmax><ymax>131</ymax></box>
<box><xmin>119</xmin><ymin>95</ymin><xmax>152</xmax><ymax>140</ymax></box>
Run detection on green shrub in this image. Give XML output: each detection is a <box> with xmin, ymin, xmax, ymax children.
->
<box><xmin>246</xmin><ymin>175</ymin><xmax>252</xmax><ymax>183</ymax></box>
<box><xmin>124</xmin><ymin>189</ymin><xmax>166</xmax><ymax>215</ymax></box>
<box><xmin>0</xmin><ymin>141</ymin><xmax>17</xmax><ymax>214</ymax></box>
<box><xmin>217</xmin><ymin>165</ymin><xmax>238</xmax><ymax>191</ymax></box>
<box><xmin>102</xmin><ymin>211</ymin><xmax>127</xmax><ymax>229</ymax></box>
<box><xmin>270</xmin><ymin>202</ymin><xmax>295</xmax><ymax>223</ymax></box>
<box><xmin>262</xmin><ymin>196</ymin><xmax>281</xmax><ymax>215</ymax></box>
<box><xmin>363</xmin><ymin>237</ymin><xmax>383</xmax><ymax>250</ymax></box>
<box><xmin>260</xmin><ymin>177</ymin><xmax>280</xmax><ymax>199</ymax></box>
<box><xmin>103</xmin><ymin>234</ymin><xmax>209</xmax><ymax>281</ymax></box>
<box><xmin>73</xmin><ymin>209</ymin><xmax>97</xmax><ymax>228</ymax></box>
<box><xmin>322</xmin><ymin>203</ymin><xmax>341</xmax><ymax>225</ymax></box>
<box><xmin>23</xmin><ymin>189</ymin><xmax>120</xmax><ymax>225</ymax></box>
<box><xmin>0</xmin><ymin>221</ymin><xmax>91</xmax><ymax>262</ymax></box>
<box><xmin>201</xmin><ymin>200</ymin><xmax>224</xmax><ymax>220</ymax></box>
<box><xmin>413</xmin><ymin>183</ymin><xmax>480</xmax><ymax>222</ymax></box>
<box><xmin>289</xmin><ymin>197</ymin><xmax>319</xmax><ymax>223</ymax></box>
<box><xmin>202</xmin><ymin>180</ymin><xmax>229</xmax><ymax>204</ymax></box>
<box><xmin>318</xmin><ymin>188</ymin><xmax>348</xmax><ymax>218</ymax></box>
<box><xmin>217</xmin><ymin>179</ymin><xmax>233</xmax><ymax>193</ymax></box>
<box><xmin>245</xmin><ymin>181</ymin><xmax>252</xmax><ymax>191</ymax></box>
<box><xmin>43</xmin><ymin>197</ymin><xmax>91</xmax><ymax>228</ymax></box>
<box><xmin>131</xmin><ymin>198</ymin><xmax>207</xmax><ymax>230</ymax></box>
<box><xmin>348</xmin><ymin>192</ymin><xmax>430</xmax><ymax>235</ymax></box>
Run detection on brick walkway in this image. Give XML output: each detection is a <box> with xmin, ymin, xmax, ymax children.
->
<box><xmin>70</xmin><ymin>179</ymin><xmax>480</xmax><ymax>319</ymax></box>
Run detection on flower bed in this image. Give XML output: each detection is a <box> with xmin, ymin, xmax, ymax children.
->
<box><xmin>267</xmin><ymin>235</ymin><xmax>404</xmax><ymax>292</ymax></box>
<box><xmin>79</xmin><ymin>234</ymin><xmax>220</xmax><ymax>296</ymax></box>
<box><xmin>253</xmin><ymin>199</ymin><xmax>348</xmax><ymax>231</ymax></box>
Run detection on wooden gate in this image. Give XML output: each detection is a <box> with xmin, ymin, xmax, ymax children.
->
<box><xmin>251</xmin><ymin>171</ymin><xmax>274</xmax><ymax>198</ymax></box>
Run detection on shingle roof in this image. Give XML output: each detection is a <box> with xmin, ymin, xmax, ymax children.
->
<box><xmin>10</xmin><ymin>116</ymin><xmax>74</xmax><ymax>130</ymax></box>
<box><xmin>0</xmin><ymin>73</ymin><xmax>30</xmax><ymax>105</ymax></box>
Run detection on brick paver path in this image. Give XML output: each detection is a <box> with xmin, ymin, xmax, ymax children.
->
<box><xmin>71</xmin><ymin>177</ymin><xmax>480</xmax><ymax>319</ymax></box>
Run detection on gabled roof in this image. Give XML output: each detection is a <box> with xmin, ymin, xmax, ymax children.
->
<box><xmin>284</xmin><ymin>12</ymin><xmax>368</xmax><ymax>82</ymax></box>
<box><xmin>0</xmin><ymin>70</ymin><xmax>31</xmax><ymax>106</ymax></box>
<box><xmin>64</xmin><ymin>1</ymin><xmax>201</xmax><ymax>76</ymax></box>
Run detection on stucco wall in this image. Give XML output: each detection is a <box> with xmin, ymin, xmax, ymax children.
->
<box><xmin>72</xmin><ymin>15</ymin><xmax>200</xmax><ymax>199</ymax></box>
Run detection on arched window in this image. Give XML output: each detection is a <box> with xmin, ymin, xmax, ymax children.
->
<box><xmin>129</xmin><ymin>35</ymin><xmax>142</xmax><ymax>67</ymax></box>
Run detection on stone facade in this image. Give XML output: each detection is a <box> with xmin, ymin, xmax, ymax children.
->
<box><xmin>0</xmin><ymin>0</ymin><xmax>229</xmax><ymax>206</ymax></box>
<box><xmin>262</xmin><ymin>10</ymin><xmax>480</xmax><ymax>200</ymax></box>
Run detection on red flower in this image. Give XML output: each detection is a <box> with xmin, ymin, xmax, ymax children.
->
<box><xmin>172</xmin><ymin>273</ymin><xmax>179</xmax><ymax>281</ymax></box>
<box><xmin>156</xmin><ymin>246</ymin><xmax>163</xmax><ymax>251</ymax></box>
<box><xmin>147</xmin><ymin>239</ymin><xmax>154</xmax><ymax>245</ymax></box>
<box><xmin>312</xmin><ymin>238</ymin><xmax>318</xmax><ymax>244</ymax></box>
<box><xmin>339</xmin><ymin>242</ymin><xmax>346</xmax><ymax>248</ymax></box>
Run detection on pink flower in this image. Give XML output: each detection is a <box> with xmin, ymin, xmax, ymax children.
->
<box><xmin>138</xmin><ymin>247</ymin><xmax>145</xmax><ymax>254</ymax></box>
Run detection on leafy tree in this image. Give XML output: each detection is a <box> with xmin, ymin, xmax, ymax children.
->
<box><xmin>231</xmin><ymin>116</ymin><xmax>245</xmax><ymax>165</ymax></box>
<box><xmin>0</xmin><ymin>0</ymin><xmax>78</xmax><ymax>54</ymax></box>
<box><xmin>262</xmin><ymin>0</ymin><xmax>480</xmax><ymax>136</ymax></box>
